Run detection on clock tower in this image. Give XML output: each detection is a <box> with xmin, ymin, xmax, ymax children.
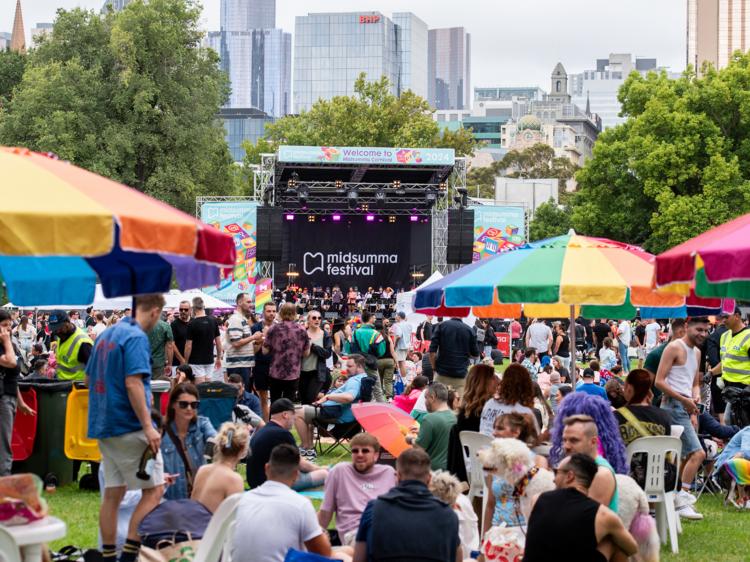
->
<box><xmin>550</xmin><ymin>62</ymin><xmax>570</xmax><ymax>103</ymax></box>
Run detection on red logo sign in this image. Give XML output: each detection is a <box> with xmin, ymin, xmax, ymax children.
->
<box><xmin>359</xmin><ymin>15</ymin><xmax>380</xmax><ymax>23</ymax></box>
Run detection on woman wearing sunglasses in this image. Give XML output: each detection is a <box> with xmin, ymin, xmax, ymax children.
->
<box><xmin>161</xmin><ymin>383</ymin><xmax>217</xmax><ymax>501</ymax></box>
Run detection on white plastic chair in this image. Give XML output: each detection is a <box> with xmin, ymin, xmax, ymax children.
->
<box><xmin>625</xmin><ymin>436</ymin><xmax>682</xmax><ymax>554</ymax></box>
<box><xmin>459</xmin><ymin>431</ymin><xmax>493</xmax><ymax>531</ymax></box>
<box><xmin>0</xmin><ymin>526</ymin><xmax>22</xmax><ymax>562</ymax></box>
<box><xmin>671</xmin><ymin>425</ymin><xmax>684</xmax><ymax>438</ymax></box>
<box><xmin>193</xmin><ymin>493</ymin><xmax>244</xmax><ymax>562</ymax></box>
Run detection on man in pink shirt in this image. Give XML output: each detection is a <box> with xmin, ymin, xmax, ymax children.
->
<box><xmin>318</xmin><ymin>433</ymin><xmax>398</xmax><ymax>546</ymax></box>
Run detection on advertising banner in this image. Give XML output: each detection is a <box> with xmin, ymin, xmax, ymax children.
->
<box><xmin>200</xmin><ymin>202</ymin><xmax>260</xmax><ymax>305</ymax></box>
<box><xmin>254</xmin><ymin>277</ymin><xmax>273</xmax><ymax>313</ymax></box>
<box><xmin>278</xmin><ymin>146</ymin><xmax>455</xmax><ymax>166</ymax></box>
<box><xmin>288</xmin><ymin>219</ymin><xmax>410</xmax><ymax>291</ymax></box>
<box><xmin>469</xmin><ymin>206</ymin><xmax>526</xmax><ymax>262</ymax></box>
<box><xmin>496</xmin><ymin>333</ymin><xmax>511</xmax><ymax>357</ymax></box>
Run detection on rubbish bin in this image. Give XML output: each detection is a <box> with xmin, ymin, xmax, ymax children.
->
<box><xmin>12</xmin><ymin>380</ymin><xmax>74</xmax><ymax>488</ymax></box>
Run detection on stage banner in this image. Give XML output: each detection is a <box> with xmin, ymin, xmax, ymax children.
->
<box><xmin>469</xmin><ymin>206</ymin><xmax>526</xmax><ymax>262</ymax></box>
<box><xmin>200</xmin><ymin>202</ymin><xmax>260</xmax><ymax>305</ymax></box>
<box><xmin>254</xmin><ymin>277</ymin><xmax>273</xmax><ymax>313</ymax></box>
<box><xmin>278</xmin><ymin>146</ymin><xmax>455</xmax><ymax>166</ymax></box>
<box><xmin>288</xmin><ymin>218</ymin><xmax>410</xmax><ymax>291</ymax></box>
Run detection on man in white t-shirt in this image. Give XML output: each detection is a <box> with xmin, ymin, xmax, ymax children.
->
<box><xmin>644</xmin><ymin>319</ymin><xmax>660</xmax><ymax>356</ymax></box>
<box><xmin>232</xmin><ymin>444</ymin><xmax>332</xmax><ymax>562</ymax></box>
<box><xmin>318</xmin><ymin>433</ymin><xmax>397</xmax><ymax>546</ymax></box>
<box><xmin>617</xmin><ymin>319</ymin><xmax>632</xmax><ymax>373</ymax></box>
<box><xmin>526</xmin><ymin>319</ymin><xmax>553</xmax><ymax>357</ymax></box>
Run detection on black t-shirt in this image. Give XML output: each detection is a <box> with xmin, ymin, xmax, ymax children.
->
<box><xmin>613</xmin><ymin>405</ymin><xmax>672</xmax><ymax>489</ymax></box>
<box><xmin>185</xmin><ymin>316</ymin><xmax>219</xmax><ymax>365</ymax></box>
<box><xmin>170</xmin><ymin>318</ymin><xmax>190</xmax><ymax>366</ymax></box>
<box><xmin>250</xmin><ymin>321</ymin><xmax>272</xmax><ymax>374</ymax></box>
<box><xmin>248</xmin><ymin>420</ymin><xmax>296</xmax><ymax>488</ymax></box>
<box><xmin>593</xmin><ymin>323</ymin><xmax>612</xmax><ymax>347</ymax></box>
<box><xmin>85</xmin><ymin>316</ymin><xmax>96</xmax><ymax>328</ymax></box>
<box><xmin>0</xmin><ymin>343</ymin><xmax>21</xmax><ymax>396</ymax></box>
<box><xmin>634</xmin><ymin>324</ymin><xmax>646</xmax><ymax>346</ymax></box>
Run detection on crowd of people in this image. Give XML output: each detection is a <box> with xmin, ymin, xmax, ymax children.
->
<box><xmin>2</xmin><ymin>294</ymin><xmax>749</xmax><ymax>562</ymax></box>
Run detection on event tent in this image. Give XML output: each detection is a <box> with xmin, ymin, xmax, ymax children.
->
<box><xmin>396</xmin><ymin>271</ymin><xmax>476</xmax><ymax>328</ymax></box>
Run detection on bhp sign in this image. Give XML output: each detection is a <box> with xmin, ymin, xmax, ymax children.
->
<box><xmin>359</xmin><ymin>15</ymin><xmax>380</xmax><ymax>23</ymax></box>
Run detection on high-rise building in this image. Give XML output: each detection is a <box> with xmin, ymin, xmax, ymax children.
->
<box><xmin>687</xmin><ymin>0</ymin><xmax>750</xmax><ymax>72</ymax></box>
<box><xmin>293</xmin><ymin>11</ymin><xmax>429</xmax><ymax>114</ymax></box>
<box><xmin>0</xmin><ymin>32</ymin><xmax>12</xmax><ymax>49</ymax></box>
<box><xmin>101</xmin><ymin>0</ymin><xmax>131</xmax><ymax>13</ymax></box>
<box><xmin>428</xmin><ymin>27</ymin><xmax>471</xmax><ymax>110</ymax></box>
<box><xmin>10</xmin><ymin>0</ymin><xmax>25</xmax><ymax>53</ymax></box>
<box><xmin>218</xmin><ymin>0</ymin><xmax>291</xmax><ymax>117</ymax></box>
<box><xmin>31</xmin><ymin>23</ymin><xmax>52</xmax><ymax>48</ymax></box>
<box><xmin>474</xmin><ymin>86</ymin><xmax>546</xmax><ymax>102</ymax></box>
<box><xmin>569</xmin><ymin>54</ymin><xmax>680</xmax><ymax>130</ymax></box>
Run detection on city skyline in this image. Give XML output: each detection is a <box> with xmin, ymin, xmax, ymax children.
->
<box><xmin>4</xmin><ymin>0</ymin><xmax>688</xmax><ymax>93</ymax></box>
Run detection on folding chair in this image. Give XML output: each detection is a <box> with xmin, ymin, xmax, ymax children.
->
<box><xmin>313</xmin><ymin>420</ymin><xmax>361</xmax><ymax>456</ymax></box>
<box><xmin>625</xmin><ymin>436</ymin><xmax>682</xmax><ymax>554</ymax></box>
<box><xmin>459</xmin><ymin>431</ymin><xmax>493</xmax><ymax>532</ymax></box>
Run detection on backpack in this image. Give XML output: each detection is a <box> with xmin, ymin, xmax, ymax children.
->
<box><xmin>350</xmin><ymin>328</ymin><xmax>382</xmax><ymax>370</ymax></box>
<box><xmin>359</xmin><ymin>375</ymin><xmax>378</xmax><ymax>403</ymax></box>
<box><xmin>416</xmin><ymin>322</ymin><xmax>425</xmax><ymax>341</ymax></box>
<box><xmin>475</xmin><ymin>327</ymin><xmax>485</xmax><ymax>343</ymax></box>
<box><xmin>488</xmin><ymin>328</ymin><xmax>498</xmax><ymax>348</ymax></box>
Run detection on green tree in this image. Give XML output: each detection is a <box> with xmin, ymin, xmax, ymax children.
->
<box><xmin>574</xmin><ymin>58</ymin><xmax>750</xmax><ymax>253</ymax></box>
<box><xmin>528</xmin><ymin>197</ymin><xmax>574</xmax><ymax>242</ymax></box>
<box><xmin>0</xmin><ymin>47</ymin><xmax>28</xmax><ymax>107</ymax></box>
<box><xmin>0</xmin><ymin>0</ymin><xmax>236</xmax><ymax>213</ymax></box>
<box><xmin>501</xmin><ymin>143</ymin><xmax>581</xmax><ymax>189</ymax></box>
<box><xmin>467</xmin><ymin>161</ymin><xmax>502</xmax><ymax>198</ymax></box>
<box><xmin>262</xmin><ymin>74</ymin><xmax>481</xmax><ymax>157</ymax></box>
<box><xmin>238</xmin><ymin>137</ymin><xmax>275</xmax><ymax>196</ymax></box>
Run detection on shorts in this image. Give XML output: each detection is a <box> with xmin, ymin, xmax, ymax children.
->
<box><xmin>661</xmin><ymin>397</ymin><xmax>702</xmax><ymax>456</ymax></box>
<box><xmin>211</xmin><ymin>367</ymin><xmax>225</xmax><ymax>382</ymax></box>
<box><xmin>190</xmin><ymin>364</ymin><xmax>214</xmax><ymax>379</ymax></box>
<box><xmin>300</xmin><ymin>404</ymin><xmax>341</xmax><ymax>425</ymax></box>
<box><xmin>291</xmin><ymin>471</ymin><xmax>313</xmax><ymax>491</ymax></box>
<box><xmin>98</xmin><ymin>430</ymin><xmax>165</xmax><ymax>490</ymax></box>
<box><xmin>253</xmin><ymin>369</ymin><xmax>270</xmax><ymax>392</ymax></box>
<box><xmin>151</xmin><ymin>364</ymin><xmax>169</xmax><ymax>381</ymax></box>
<box><xmin>395</xmin><ymin>349</ymin><xmax>408</xmax><ymax>362</ymax></box>
<box><xmin>434</xmin><ymin>373</ymin><xmax>465</xmax><ymax>398</ymax></box>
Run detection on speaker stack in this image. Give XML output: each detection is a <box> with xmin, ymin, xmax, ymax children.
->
<box><xmin>256</xmin><ymin>206</ymin><xmax>283</xmax><ymax>262</ymax></box>
<box><xmin>447</xmin><ymin>209</ymin><xmax>475</xmax><ymax>265</ymax></box>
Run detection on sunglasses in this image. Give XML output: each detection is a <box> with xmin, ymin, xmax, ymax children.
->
<box><xmin>177</xmin><ymin>400</ymin><xmax>200</xmax><ymax>409</ymax></box>
<box><xmin>552</xmin><ymin>468</ymin><xmax>571</xmax><ymax>476</ymax></box>
<box><xmin>310</xmin><ymin>316</ymin><xmax>321</xmax><ymax>320</ymax></box>
<box><xmin>179</xmin><ymin>308</ymin><xmax>190</xmax><ymax>312</ymax></box>
<box><xmin>351</xmin><ymin>448</ymin><xmax>373</xmax><ymax>454</ymax></box>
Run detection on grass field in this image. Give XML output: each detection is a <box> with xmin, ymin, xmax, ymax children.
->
<box><xmin>46</xmin><ymin>449</ymin><xmax>749</xmax><ymax>561</ymax></box>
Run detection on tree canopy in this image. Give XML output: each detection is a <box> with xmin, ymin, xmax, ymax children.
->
<box><xmin>0</xmin><ymin>0</ymin><xmax>236</xmax><ymax>213</ymax></box>
<box><xmin>573</xmin><ymin>57</ymin><xmax>750</xmax><ymax>253</ymax></box>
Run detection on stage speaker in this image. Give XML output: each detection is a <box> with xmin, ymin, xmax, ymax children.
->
<box><xmin>256</xmin><ymin>206</ymin><xmax>283</xmax><ymax>261</ymax></box>
<box><xmin>447</xmin><ymin>209</ymin><xmax>475</xmax><ymax>264</ymax></box>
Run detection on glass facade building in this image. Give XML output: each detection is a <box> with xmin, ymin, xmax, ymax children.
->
<box><xmin>221</xmin><ymin>0</ymin><xmax>275</xmax><ymax>35</ymax></box>
<box><xmin>293</xmin><ymin>12</ymin><xmax>428</xmax><ymax>114</ymax></box>
<box><xmin>428</xmin><ymin>27</ymin><xmax>471</xmax><ymax>110</ymax></box>
<box><xmin>218</xmin><ymin>108</ymin><xmax>276</xmax><ymax>162</ymax></box>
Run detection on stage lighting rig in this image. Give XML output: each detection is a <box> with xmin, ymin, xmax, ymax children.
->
<box><xmin>335</xmin><ymin>180</ymin><xmax>345</xmax><ymax>195</ymax></box>
<box><xmin>389</xmin><ymin>216</ymin><xmax>396</xmax><ymax>223</ymax></box>
<box><xmin>394</xmin><ymin>180</ymin><xmax>406</xmax><ymax>196</ymax></box>
<box><xmin>375</xmin><ymin>186</ymin><xmax>386</xmax><ymax>208</ymax></box>
<box><xmin>425</xmin><ymin>187</ymin><xmax>437</xmax><ymax>207</ymax></box>
<box><xmin>347</xmin><ymin>187</ymin><xmax>359</xmax><ymax>210</ymax></box>
<box><xmin>297</xmin><ymin>184</ymin><xmax>309</xmax><ymax>205</ymax></box>
<box><xmin>289</xmin><ymin>172</ymin><xmax>299</xmax><ymax>187</ymax></box>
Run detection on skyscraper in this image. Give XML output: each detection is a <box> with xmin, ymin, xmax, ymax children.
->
<box><xmin>428</xmin><ymin>27</ymin><xmax>471</xmax><ymax>110</ymax></box>
<box><xmin>687</xmin><ymin>0</ymin><xmax>750</xmax><ymax>72</ymax></box>
<box><xmin>218</xmin><ymin>0</ymin><xmax>291</xmax><ymax>116</ymax></box>
<box><xmin>10</xmin><ymin>0</ymin><xmax>26</xmax><ymax>53</ymax></box>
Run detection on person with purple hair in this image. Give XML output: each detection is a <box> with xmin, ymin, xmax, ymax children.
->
<box><xmin>549</xmin><ymin>391</ymin><xmax>629</xmax><ymax>475</ymax></box>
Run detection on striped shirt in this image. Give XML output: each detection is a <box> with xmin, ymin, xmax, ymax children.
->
<box><xmin>225</xmin><ymin>311</ymin><xmax>255</xmax><ymax>368</ymax></box>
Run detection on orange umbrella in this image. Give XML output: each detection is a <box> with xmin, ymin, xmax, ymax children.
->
<box><xmin>351</xmin><ymin>403</ymin><xmax>419</xmax><ymax>458</ymax></box>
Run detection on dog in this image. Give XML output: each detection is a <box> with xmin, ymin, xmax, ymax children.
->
<box><xmin>715</xmin><ymin>458</ymin><xmax>750</xmax><ymax>510</ymax></box>
<box><xmin>480</xmin><ymin>438</ymin><xmax>659</xmax><ymax>562</ymax></box>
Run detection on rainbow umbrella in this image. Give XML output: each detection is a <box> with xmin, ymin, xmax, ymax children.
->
<box><xmin>351</xmin><ymin>402</ymin><xmax>419</xmax><ymax>458</ymax></box>
<box><xmin>653</xmin><ymin>213</ymin><xmax>750</xmax><ymax>300</ymax></box>
<box><xmin>0</xmin><ymin>147</ymin><xmax>235</xmax><ymax>306</ymax></box>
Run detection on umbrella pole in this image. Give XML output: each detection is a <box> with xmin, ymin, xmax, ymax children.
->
<box><xmin>570</xmin><ymin>305</ymin><xmax>576</xmax><ymax>392</ymax></box>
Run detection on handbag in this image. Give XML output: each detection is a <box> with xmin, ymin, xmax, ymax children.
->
<box><xmin>164</xmin><ymin>423</ymin><xmax>197</xmax><ymax>497</ymax></box>
<box><xmin>139</xmin><ymin>531</ymin><xmax>201</xmax><ymax>562</ymax></box>
<box><xmin>393</xmin><ymin>373</ymin><xmax>405</xmax><ymax>397</ymax></box>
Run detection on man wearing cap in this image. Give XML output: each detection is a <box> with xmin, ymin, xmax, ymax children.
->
<box><xmin>247</xmin><ymin>398</ymin><xmax>328</xmax><ymax>490</ymax></box>
<box><xmin>577</xmin><ymin>368</ymin><xmax>608</xmax><ymax>401</ymax></box>
<box><xmin>709</xmin><ymin>307</ymin><xmax>750</xmax><ymax>424</ymax></box>
<box><xmin>49</xmin><ymin>310</ymin><xmax>94</xmax><ymax>381</ymax></box>
<box><xmin>393</xmin><ymin>312</ymin><xmax>412</xmax><ymax>388</ymax></box>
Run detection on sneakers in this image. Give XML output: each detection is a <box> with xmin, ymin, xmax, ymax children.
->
<box><xmin>675</xmin><ymin>490</ymin><xmax>698</xmax><ymax>508</ymax></box>
<box><xmin>305</xmin><ymin>449</ymin><xmax>317</xmax><ymax>459</ymax></box>
<box><xmin>677</xmin><ymin>505</ymin><xmax>703</xmax><ymax>520</ymax></box>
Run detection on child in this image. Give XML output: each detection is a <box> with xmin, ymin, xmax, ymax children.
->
<box><xmin>393</xmin><ymin>375</ymin><xmax>429</xmax><ymax>413</ymax></box>
<box><xmin>627</xmin><ymin>340</ymin><xmax>638</xmax><ymax>363</ymax></box>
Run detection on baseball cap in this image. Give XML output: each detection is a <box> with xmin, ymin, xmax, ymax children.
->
<box><xmin>48</xmin><ymin>310</ymin><xmax>69</xmax><ymax>332</ymax></box>
<box><xmin>269</xmin><ymin>398</ymin><xmax>295</xmax><ymax>416</ymax></box>
<box><xmin>397</xmin><ymin>311</ymin><xmax>406</xmax><ymax>319</ymax></box>
<box><xmin>583</xmin><ymin>368</ymin><xmax>595</xmax><ymax>379</ymax></box>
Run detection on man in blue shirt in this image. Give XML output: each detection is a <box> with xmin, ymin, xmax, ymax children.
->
<box><xmin>578</xmin><ymin>368</ymin><xmax>609</xmax><ymax>401</ymax></box>
<box><xmin>85</xmin><ymin>295</ymin><xmax>166</xmax><ymax>562</ymax></box>
<box><xmin>354</xmin><ymin>448</ymin><xmax>462</xmax><ymax>562</ymax></box>
<box><xmin>429</xmin><ymin>318</ymin><xmax>479</xmax><ymax>398</ymax></box>
<box><xmin>294</xmin><ymin>354</ymin><xmax>366</xmax><ymax>457</ymax></box>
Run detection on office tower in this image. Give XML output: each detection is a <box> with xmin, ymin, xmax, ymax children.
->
<box><xmin>688</xmin><ymin>0</ymin><xmax>750</xmax><ymax>72</ymax></box>
<box><xmin>428</xmin><ymin>27</ymin><xmax>471</xmax><ymax>110</ymax></box>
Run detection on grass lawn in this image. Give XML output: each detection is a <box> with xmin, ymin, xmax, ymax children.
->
<box><xmin>46</xmin><ymin>451</ymin><xmax>749</xmax><ymax>561</ymax></box>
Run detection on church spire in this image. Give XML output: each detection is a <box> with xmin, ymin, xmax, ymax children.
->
<box><xmin>10</xmin><ymin>0</ymin><xmax>26</xmax><ymax>54</ymax></box>
<box><xmin>586</xmin><ymin>91</ymin><xmax>591</xmax><ymax>116</ymax></box>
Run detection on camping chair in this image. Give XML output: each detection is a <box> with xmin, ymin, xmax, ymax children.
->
<box><xmin>459</xmin><ymin>431</ymin><xmax>493</xmax><ymax>532</ymax></box>
<box><xmin>196</xmin><ymin>382</ymin><xmax>239</xmax><ymax>431</ymax></box>
<box><xmin>313</xmin><ymin>419</ymin><xmax>362</xmax><ymax>456</ymax></box>
<box><xmin>193</xmin><ymin>493</ymin><xmax>244</xmax><ymax>562</ymax></box>
<box><xmin>625</xmin><ymin>436</ymin><xmax>682</xmax><ymax>554</ymax></box>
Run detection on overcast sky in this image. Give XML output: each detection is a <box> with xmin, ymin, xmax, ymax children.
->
<box><xmin>4</xmin><ymin>0</ymin><xmax>687</xmax><ymax>90</ymax></box>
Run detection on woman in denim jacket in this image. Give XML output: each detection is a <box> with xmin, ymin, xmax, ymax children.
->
<box><xmin>161</xmin><ymin>383</ymin><xmax>217</xmax><ymax>501</ymax></box>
